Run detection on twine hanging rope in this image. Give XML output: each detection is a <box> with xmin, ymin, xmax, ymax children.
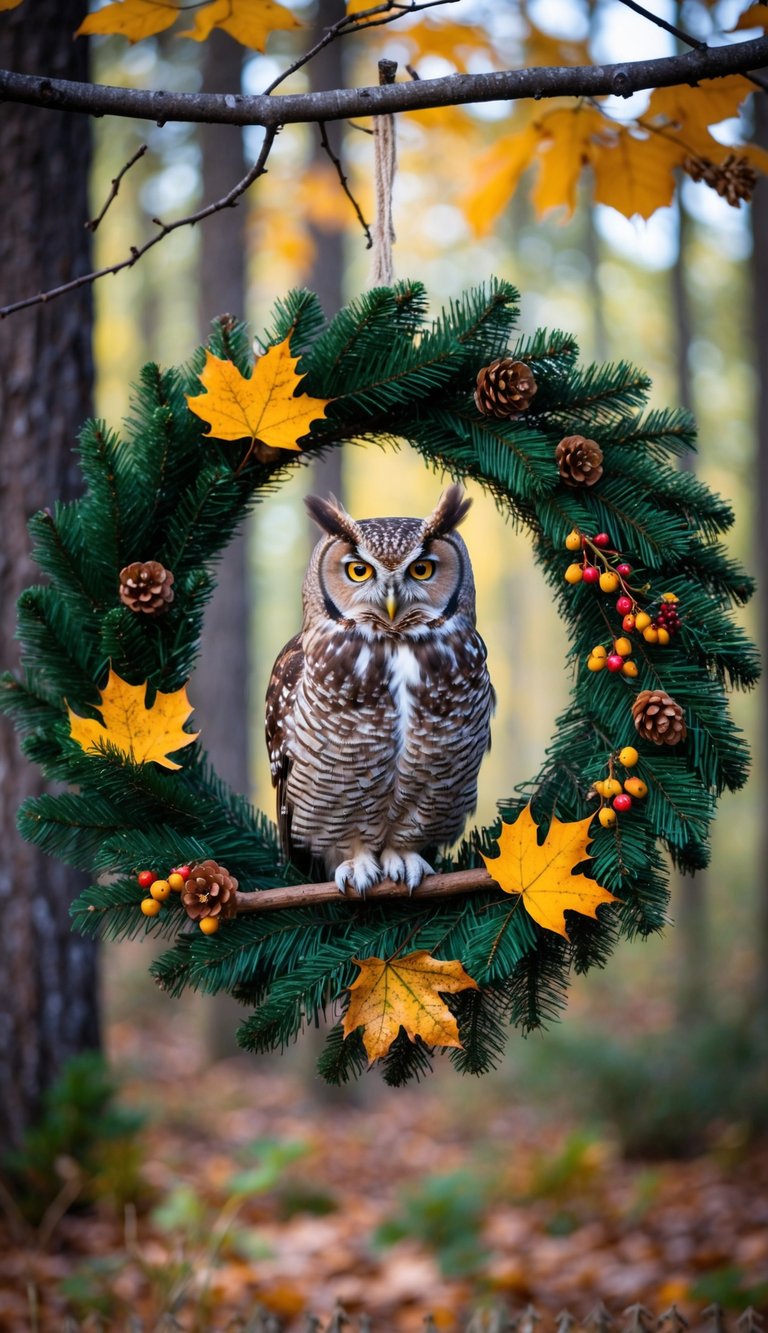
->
<box><xmin>369</xmin><ymin>60</ymin><xmax>398</xmax><ymax>287</ymax></box>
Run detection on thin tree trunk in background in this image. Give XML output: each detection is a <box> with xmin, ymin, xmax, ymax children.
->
<box><xmin>752</xmin><ymin>93</ymin><xmax>768</xmax><ymax>1023</ymax></box>
<box><xmin>309</xmin><ymin>0</ymin><xmax>346</xmax><ymax>506</ymax></box>
<box><xmin>195</xmin><ymin>30</ymin><xmax>251</xmax><ymax>1060</ymax></box>
<box><xmin>670</xmin><ymin>197</ymin><xmax>709</xmax><ymax>1023</ymax></box>
<box><xmin>0</xmin><ymin>0</ymin><xmax>99</xmax><ymax>1144</ymax></box>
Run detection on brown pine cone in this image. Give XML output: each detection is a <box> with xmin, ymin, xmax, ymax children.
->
<box><xmin>555</xmin><ymin>434</ymin><xmax>604</xmax><ymax>488</ymax></box>
<box><xmin>474</xmin><ymin>358</ymin><xmax>538</xmax><ymax>418</ymax></box>
<box><xmin>631</xmin><ymin>690</ymin><xmax>687</xmax><ymax>746</ymax></box>
<box><xmin>182</xmin><ymin>860</ymin><xmax>238</xmax><ymax>922</ymax></box>
<box><xmin>683</xmin><ymin>153</ymin><xmax>757</xmax><ymax>207</ymax></box>
<box><xmin>119</xmin><ymin>560</ymin><xmax>175</xmax><ymax>615</ymax></box>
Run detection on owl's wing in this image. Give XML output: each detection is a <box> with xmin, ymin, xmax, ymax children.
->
<box><xmin>265</xmin><ymin>633</ymin><xmax>304</xmax><ymax>860</ymax></box>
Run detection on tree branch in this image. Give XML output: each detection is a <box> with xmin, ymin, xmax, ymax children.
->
<box><xmin>234</xmin><ymin>867</ymin><xmax>499</xmax><ymax>913</ymax></box>
<box><xmin>85</xmin><ymin>142</ymin><xmax>147</xmax><ymax>233</ymax></box>
<box><xmin>0</xmin><ymin>126</ymin><xmax>277</xmax><ymax>319</ymax></box>
<box><xmin>0</xmin><ymin>36</ymin><xmax>766</xmax><ymax>129</ymax></box>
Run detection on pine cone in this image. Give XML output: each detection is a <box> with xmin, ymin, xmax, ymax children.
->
<box><xmin>683</xmin><ymin>153</ymin><xmax>757</xmax><ymax>207</ymax></box>
<box><xmin>182</xmin><ymin>860</ymin><xmax>238</xmax><ymax>922</ymax></box>
<box><xmin>119</xmin><ymin>561</ymin><xmax>175</xmax><ymax>615</ymax></box>
<box><xmin>474</xmin><ymin>358</ymin><xmax>538</xmax><ymax>418</ymax></box>
<box><xmin>631</xmin><ymin>690</ymin><xmax>687</xmax><ymax>746</ymax></box>
<box><xmin>555</xmin><ymin>435</ymin><xmax>604</xmax><ymax>487</ymax></box>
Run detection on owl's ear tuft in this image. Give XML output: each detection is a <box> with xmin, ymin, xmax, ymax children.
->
<box><xmin>305</xmin><ymin>494</ymin><xmax>362</xmax><ymax>545</ymax></box>
<box><xmin>422</xmin><ymin>484</ymin><xmax>472</xmax><ymax>540</ymax></box>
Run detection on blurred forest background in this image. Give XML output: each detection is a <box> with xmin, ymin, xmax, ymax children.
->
<box><xmin>1</xmin><ymin>0</ymin><xmax>767</xmax><ymax>1327</ymax></box>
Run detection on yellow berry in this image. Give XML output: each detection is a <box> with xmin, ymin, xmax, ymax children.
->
<box><xmin>635</xmin><ymin>611</ymin><xmax>652</xmax><ymax>631</ymax></box>
<box><xmin>661</xmin><ymin>592</ymin><xmax>679</xmax><ymax>603</ymax></box>
<box><xmin>591</xmin><ymin>645</ymin><xmax>607</xmax><ymax>660</ymax></box>
<box><xmin>603</xmin><ymin>778</ymin><xmax>623</xmax><ymax>798</ymax></box>
<box><xmin>599</xmin><ymin>571</ymin><xmax>620</xmax><ymax>593</ymax></box>
<box><xmin>167</xmin><ymin>872</ymin><xmax>185</xmax><ymax>892</ymax></box>
<box><xmin>598</xmin><ymin>807</ymin><xmax>617</xmax><ymax>828</ymax></box>
<box><xmin>565</xmin><ymin>563</ymin><xmax>583</xmax><ymax>584</ymax></box>
<box><xmin>593</xmin><ymin>779</ymin><xmax>606</xmax><ymax>797</ymax></box>
<box><xmin>613</xmin><ymin>637</ymin><xmax>633</xmax><ymax>657</ymax></box>
<box><xmin>565</xmin><ymin>530</ymin><xmax>582</xmax><ymax>551</ymax></box>
<box><xmin>643</xmin><ymin>626</ymin><xmax>659</xmax><ymax>644</ymax></box>
<box><xmin>140</xmin><ymin>897</ymin><xmax>162</xmax><ymax>917</ymax></box>
<box><xmin>619</xmin><ymin>746</ymin><xmax>639</xmax><ymax>767</ymax></box>
<box><xmin>587</xmin><ymin>655</ymin><xmax>606</xmax><ymax>672</ymax></box>
<box><xmin>199</xmin><ymin>916</ymin><xmax>219</xmax><ymax>935</ymax></box>
<box><xmin>624</xmin><ymin>777</ymin><xmax>648</xmax><ymax>798</ymax></box>
<box><xmin>150</xmin><ymin>878</ymin><xmax>172</xmax><ymax>901</ymax></box>
<box><xmin>622</xmin><ymin>660</ymin><xmax>639</xmax><ymax>678</ymax></box>
<box><xmin>656</xmin><ymin>627</ymin><xmax>670</xmax><ymax>645</ymax></box>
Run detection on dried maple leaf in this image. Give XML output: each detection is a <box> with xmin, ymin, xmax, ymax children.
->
<box><xmin>343</xmin><ymin>951</ymin><xmax>479</xmax><ymax>1063</ymax></box>
<box><xmin>186</xmin><ymin>339</ymin><xmax>331</xmax><ymax>454</ymax></box>
<box><xmin>481</xmin><ymin>804</ymin><xmax>617</xmax><ymax>939</ymax></box>
<box><xmin>181</xmin><ymin>0</ymin><xmax>301</xmax><ymax>48</ymax></box>
<box><xmin>76</xmin><ymin>0</ymin><xmax>179</xmax><ymax>42</ymax></box>
<box><xmin>67</xmin><ymin>668</ymin><xmax>198</xmax><ymax>770</ymax></box>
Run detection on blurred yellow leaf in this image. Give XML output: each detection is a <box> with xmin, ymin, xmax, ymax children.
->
<box><xmin>396</xmin><ymin>18</ymin><xmax>500</xmax><ymax>73</ymax></box>
<box><xmin>0</xmin><ymin>0</ymin><xmax>24</xmax><ymax>10</ymax></box>
<box><xmin>591</xmin><ymin>124</ymin><xmax>685</xmax><ymax>218</ymax></box>
<box><xmin>181</xmin><ymin>0</ymin><xmax>301</xmax><ymax>48</ymax></box>
<box><xmin>481</xmin><ymin>803</ymin><xmax>616</xmax><ymax>938</ymax></box>
<box><xmin>647</xmin><ymin>74</ymin><xmax>754</xmax><ymax>132</ymax></box>
<box><xmin>187</xmin><ymin>340</ymin><xmax>331</xmax><ymax>451</ymax></box>
<box><xmin>462</xmin><ymin>122</ymin><xmax>541</xmax><ymax>235</ymax></box>
<box><xmin>731</xmin><ymin>3</ymin><xmax>768</xmax><ymax>29</ymax></box>
<box><xmin>525</xmin><ymin>21</ymin><xmax>591</xmax><ymax>68</ymax></box>
<box><xmin>343</xmin><ymin>951</ymin><xmax>479</xmax><ymax>1062</ymax></box>
<box><xmin>76</xmin><ymin>0</ymin><xmax>179</xmax><ymax>42</ymax></box>
<box><xmin>530</xmin><ymin>105</ymin><xmax>605</xmax><ymax>217</ymax></box>
<box><xmin>67</xmin><ymin>669</ymin><xmax>197</xmax><ymax>770</ymax></box>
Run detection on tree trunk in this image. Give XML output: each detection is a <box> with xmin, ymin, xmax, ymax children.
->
<box><xmin>752</xmin><ymin>93</ymin><xmax>768</xmax><ymax>1023</ymax></box>
<box><xmin>0</xmin><ymin>0</ymin><xmax>99</xmax><ymax>1144</ymax></box>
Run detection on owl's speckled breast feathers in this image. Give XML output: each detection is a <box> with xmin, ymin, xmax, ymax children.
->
<box><xmin>265</xmin><ymin>486</ymin><xmax>494</xmax><ymax>895</ymax></box>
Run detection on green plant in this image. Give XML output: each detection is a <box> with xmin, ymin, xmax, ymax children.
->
<box><xmin>374</xmin><ymin>1168</ymin><xmax>493</xmax><ymax>1279</ymax></box>
<box><xmin>1</xmin><ymin>1051</ymin><xmax>148</xmax><ymax>1224</ymax></box>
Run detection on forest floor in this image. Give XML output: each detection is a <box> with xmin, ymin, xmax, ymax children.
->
<box><xmin>2</xmin><ymin>990</ymin><xmax>768</xmax><ymax>1333</ymax></box>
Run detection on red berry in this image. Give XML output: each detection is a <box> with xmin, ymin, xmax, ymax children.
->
<box><xmin>606</xmin><ymin>653</ymin><xmax>624</xmax><ymax>672</ymax></box>
<box><xmin>616</xmin><ymin>595</ymin><xmax>633</xmax><ymax>615</ymax></box>
<box><xmin>622</xmin><ymin>614</ymin><xmax>636</xmax><ymax>632</ymax></box>
<box><xmin>617</xmin><ymin>563</ymin><xmax>631</xmax><ymax>576</ymax></box>
<box><xmin>593</xmin><ymin>533</ymin><xmax>611</xmax><ymax>548</ymax></box>
<box><xmin>174</xmin><ymin>864</ymin><xmax>192</xmax><ymax>881</ymax></box>
<box><xmin>613</xmin><ymin>793</ymin><xmax>633</xmax><ymax>812</ymax></box>
<box><xmin>137</xmin><ymin>870</ymin><xmax>156</xmax><ymax>888</ymax></box>
<box><xmin>583</xmin><ymin>565</ymin><xmax>600</xmax><ymax>584</ymax></box>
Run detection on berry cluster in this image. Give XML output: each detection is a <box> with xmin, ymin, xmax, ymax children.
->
<box><xmin>137</xmin><ymin>865</ymin><xmax>216</xmax><ymax>929</ymax></box>
<box><xmin>592</xmin><ymin>746</ymin><xmax>648</xmax><ymax>828</ymax></box>
<box><xmin>587</xmin><ymin>638</ymin><xmax>638</xmax><ymax>679</ymax></box>
<box><xmin>563</xmin><ymin>529</ymin><xmax>628</xmax><ymax>591</ymax></box>
<box><xmin>563</xmin><ymin>530</ymin><xmax>682</xmax><ymax>663</ymax></box>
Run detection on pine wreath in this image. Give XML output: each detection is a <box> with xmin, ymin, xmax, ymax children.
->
<box><xmin>1</xmin><ymin>280</ymin><xmax>759</xmax><ymax>1085</ymax></box>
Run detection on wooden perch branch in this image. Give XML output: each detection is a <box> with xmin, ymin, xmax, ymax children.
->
<box><xmin>1</xmin><ymin>36</ymin><xmax>766</xmax><ymax>129</ymax></box>
<box><xmin>234</xmin><ymin>867</ymin><xmax>500</xmax><ymax>913</ymax></box>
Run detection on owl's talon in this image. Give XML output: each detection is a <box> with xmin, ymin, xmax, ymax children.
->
<box><xmin>334</xmin><ymin>853</ymin><xmax>380</xmax><ymax>896</ymax></box>
<box><xmin>402</xmin><ymin>853</ymin><xmax>435</xmax><ymax>893</ymax></box>
<box><xmin>380</xmin><ymin>850</ymin><xmax>406</xmax><ymax>883</ymax></box>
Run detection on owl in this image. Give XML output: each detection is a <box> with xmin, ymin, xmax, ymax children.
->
<box><xmin>265</xmin><ymin>485</ymin><xmax>494</xmax><ymax>895</ymax></box>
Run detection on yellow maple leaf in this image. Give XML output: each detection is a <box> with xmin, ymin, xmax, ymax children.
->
<box><xmin>462</xmin><ymin>122</ymin><xmax>542</xmax><ymax>236</ymax></box>
<box><xmin>647</xmin><ymin>75</ymin><xmax>754</xmax><ymax>134</ymax></box>
<box><xmin>0</xmin><ymin>0</ymin><xmax>24</xmax><ymax>11</ymax></box>
<box><xmin>591</xmin><ymin>123</ymin><xmax>685</xmax><ymax>219</ymax></box>
<box><xmin>181</xmin><ymin>0</ymin><xmax>301</xmax><ymax>48</ymax></box>
<box><xmin>531</xmin><ymin>105</ymin><xmax>606</xmax><ymax>218</ymax></box>
<box><xmin>186</xmin><ymin>339</ymin><xmax>331</xmax><ymax>453</ymax></box>
<box><xmin>731</xmin><ymin>3</ymin><xmax>768</xmax><ymax>28</ymax></box>
<box><xmin>397</xmin><ymin>18</ymin><xmax>499</xmax><ymax>73</ymax></box>
<box><xmin>481</xmin><ymin>804</ymin><xmax>617</xmax><ymax>939</ymax></box>
<box><xmin>67</xmin><ymin>668</ymin><xmax>198</xmax><ymax>770</ymax></box>
<box><xmin>343</xmin><ymin>951</ymin><xmax>479</xmax><ymax>1063</ymax></box>
<box><xmin>76</xmin><ymin>0</ymin><xmax>179</xmax><ymax>42</ymax></box>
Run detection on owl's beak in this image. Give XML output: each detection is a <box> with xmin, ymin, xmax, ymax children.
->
<box><xmin>386</xmin><ymin>590</ymin><xmax>398</xmax><ymax>621</ymax></box>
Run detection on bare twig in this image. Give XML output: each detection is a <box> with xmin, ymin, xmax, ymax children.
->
<box><xmin>85</xmin><ymin>142</ymin><xmax>147</xmax><ymax>232</ymax></box>
<box><xmin>1</xmin><ymin>36</ymin><xmax>766</xmax><ymax>127</ymax></box>
<box><xmin>319</xmin><ymin>121</ymin><xmax>373</xmax><ymax>248</ymax></box>
<box><xmin>0</xmin><ymin>126</ymin><xmax>277</xmax><ymax>319</ymax></box>
<box><xmin>615</xmin><ymin>0</ymin><xmax>768</xmax><ymax>91</ymax></box>
<box><xmin>234</xmin><ymin>866</ymin><xmax>499</xmax><ymax>914</ymax></box>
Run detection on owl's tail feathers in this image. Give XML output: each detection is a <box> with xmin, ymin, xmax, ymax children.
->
<box><xmin>422</xmin><ymin>484</ymin><xmax>472</xmax><ymax>540</ymax></box>
<box><xmin>305</xmin><ymin>493</ymin><xmax>363</xmax><ymax>545</ymax></box>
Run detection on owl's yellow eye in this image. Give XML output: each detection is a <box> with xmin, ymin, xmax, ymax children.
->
<box><xmin>408</xmin><ymin>559</ymin><xmax>435</xmax><ymax>581</ymax></box>
<box><xmin>346</xmin><ymin>561</ymin><xmax>374</xmax><ymax>583</ymax></box>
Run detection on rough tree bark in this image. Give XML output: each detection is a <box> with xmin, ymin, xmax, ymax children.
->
<box><xmin>0</xmin><ymin>0</ymin><xmax>99</xmax><ymax>1144</ymax></box>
